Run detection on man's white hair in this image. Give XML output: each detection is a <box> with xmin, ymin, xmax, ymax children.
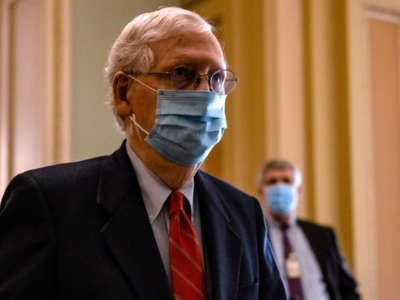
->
<box><xmin>104</xmin><ymin>7</ymin><xmax>216</xmax><ymax>131</ymax></box>
<box><xmin>257</xmin><ymin>159</ymin><xmax>303</xmax><ymax>190</ymax></box>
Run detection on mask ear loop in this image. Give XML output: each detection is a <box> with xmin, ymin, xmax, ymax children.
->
<box><xmin>125</xmin><ymin>73</ymin><xmax>157</xmax><ymax>92</ymax></box>
<box><xmin>129</xmin><ymin>113</ymin><xmax>150</xmax><ymax>136</ymax></box>
<box><xmin>124</xmin><ymin>73</ymin><xmax>156</xmax><ymax>137</ymax></box>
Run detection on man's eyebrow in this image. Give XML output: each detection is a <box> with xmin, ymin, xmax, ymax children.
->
<box><xmin>167</xmin><ymin>52</ymin><xmax>226</xmax><ymax>68</ymax></box>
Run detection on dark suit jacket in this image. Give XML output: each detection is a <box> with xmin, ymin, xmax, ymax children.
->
<box><xmin>0</xmin><ymin>142</ymin><xmax>286</xmax><ymax>300</ymax></box>
<box><xmin>296</xmin><ymin>219</ymin><xmax>360</xmax><ymax>300</ymax></box>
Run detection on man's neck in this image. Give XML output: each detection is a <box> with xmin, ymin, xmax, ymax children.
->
<box><xmin>127</xmin><ymin>135</ymin><xmax>200</xmax><ymax>190</ymax></box>
<box><xmin>270</xmin><ymin>212</ymin><xmax>296</xmax><ymax>225</ymax></box>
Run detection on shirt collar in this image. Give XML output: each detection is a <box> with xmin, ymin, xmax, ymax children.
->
<box><xmin>267</xmin><ymin>213</ymin><xmax>297</xmax><ymax>228</ymax></box>
<box><xmin>125</xmin><ymin>142</ymin><xmax>194</xmax><ymax>224</ymax></box>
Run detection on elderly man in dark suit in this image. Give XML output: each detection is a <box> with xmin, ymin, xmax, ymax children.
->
<box><xmin>258</xmin><ymin>159</ymin><xmax>360</xmax><ymax>300</ymax></box>
<box><xmin>0</xmin><ymin>7</ymin><xmax>286</xmax><ymax>300</ymax></box>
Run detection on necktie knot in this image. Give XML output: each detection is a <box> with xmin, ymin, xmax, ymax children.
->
<box><xmin>169</xmin><ymin>191</ymin><xmax>184</xmax><ymax>217</ymax></box>
<box><xmin>280</xmin><ymin>223</ymin><xmax>290</xmax><ymax>232</ymax></box>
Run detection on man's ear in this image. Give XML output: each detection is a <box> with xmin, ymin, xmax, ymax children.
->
<box><xmin>296</xmin><ymin>186</ymin><xmax>303</xmax><ymax>199</ymax></box>
<box><xmin>257</xmin><ymin>187</ymin><xmax>264</xmax><ymax>199</ymax></box>
<box><xmin>112</xmin><ymin>71</ymin><xmax>132</xmax><ymax>117</ymax></box>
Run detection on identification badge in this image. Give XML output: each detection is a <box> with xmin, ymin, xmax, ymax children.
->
<box><xmin>285</xmin><ymin>252</ymin><xmax>301</xmax><ymax>278</ymax></box>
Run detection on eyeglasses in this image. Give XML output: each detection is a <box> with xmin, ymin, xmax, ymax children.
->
<box><xmin>135</xmin><ymin>66</ymin><xmax>238</xmax><ymax>95</ymax></box>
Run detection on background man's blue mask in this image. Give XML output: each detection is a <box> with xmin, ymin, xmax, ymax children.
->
<box><xmin>264</xmin><ymin>183</ymin><xmax>297</xmax><ymax>214</ymax></box>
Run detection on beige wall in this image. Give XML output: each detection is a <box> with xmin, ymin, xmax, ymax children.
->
<box><xmin>0</xmin><ymin>0</ymin><xmax>70</xmax><ymax>195</ymax></box>
<box><xmin>368</xmin><ymin>16</ymin><xmax>400</xmax><ymax>300</ymax></box>
<box><xmin>6</xmin><ymin>0</ymin><xmax>47</xmax><ymax>174</ymax></box>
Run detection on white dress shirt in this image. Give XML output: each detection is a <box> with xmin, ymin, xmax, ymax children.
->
<box><xmin>125</xmin><ymin>143</ymin><xmax>204</xmax><ymax>285</ymax></box>
<box><xmin>268</xmin><ymin>216</ymin><xmax>329</xmax><ymax>300</ymax></box>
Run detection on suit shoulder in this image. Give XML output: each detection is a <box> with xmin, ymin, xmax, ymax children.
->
<box><xmin>197</xmin><ymin>170</ymin><xmax>253</xmax><ymax>200</ymax></box>
<box><xmin>17</xmin><ymin>155</ymin><xmax>109</xmax><ymax>189</ymax></box>
<box><xmin>196</xmin><ymin>171</ymin><xmax>263</xmax><ymax>220</ymax></box>
<box><xmin>1</xmin><ymin>155</ymin><xmax>112</xmax><ymax>212</ymax></box>
<box><xmin>297</xmin><ymin>218</ymin><xmax>335</xmax><ymax>237</ymax></box>
<box><xmin>297</xmin><ymin>218</ymin><xmax>332</xmax><ymax>229</ymax></box>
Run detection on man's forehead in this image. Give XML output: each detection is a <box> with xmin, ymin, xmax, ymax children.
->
<box><xmin>150</xmin><ymin>31</ymin><xmax>226</xmax><ymax>70</ymax></box>
<box><xmin>161</xmin><ymin>53</ymin><xmax>226</xmax><ymax>69</ymax></box>
<box><xmin>264</xmin><ymin>169</ymin><xmax>293</xmax><ymax>179</ymax></box>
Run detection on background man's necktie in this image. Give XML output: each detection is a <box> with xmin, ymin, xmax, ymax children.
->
<box><xmin>281</xmin><ymin>224</ymin><xmax>305</xmax><ymax>300</ymax></box>
<box><xmin>168</xmin><ymin>191</ymin><xmax>206</xmax><ymax>300</ymax></box>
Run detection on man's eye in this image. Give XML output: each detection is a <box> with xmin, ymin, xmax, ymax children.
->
<box><xmin>212</xmin><ymin>71</ymin><xmax>225</xmax><ymax>84</ymax></box>
<box><xmin>171</xmin><ymin>66</ymin><xmax>195</xmax><ymax>81</ymax></box>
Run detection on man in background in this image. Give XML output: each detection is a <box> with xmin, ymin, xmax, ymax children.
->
<box><xmin>0</xmin><ymin>7</ymin><xmax>285</xmax><ymax>300</ymax></box>
<box><xmin>258</xmin><ymin>159</ymin><xmax>360</xmax><ymax>300</ymax></box>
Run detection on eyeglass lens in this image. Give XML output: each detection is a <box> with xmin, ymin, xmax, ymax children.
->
<box><xmin>170</xmin><ymin>66</ymin><xmax>237</xmax><ymax>95</ymax></box>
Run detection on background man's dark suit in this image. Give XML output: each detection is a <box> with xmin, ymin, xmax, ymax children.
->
<box><xmin>297</xmin><ymin>219</ymin><xmax>359</xmax><ymax>300</ymax></box>
<box><xmin>0</xmin><ymin>143</ymin><xmax>285</xmax><ymax>299</ymax></box>
<box><xmin>259</xmin><ymin>159</ymin><xmax>359</xmax><ymax>300</ymax></box>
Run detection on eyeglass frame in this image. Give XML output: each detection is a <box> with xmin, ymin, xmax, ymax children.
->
<box><xmin>125</xmin><ymin>66</ymin><xmax>238</xmax><ymax>95</ymax></box>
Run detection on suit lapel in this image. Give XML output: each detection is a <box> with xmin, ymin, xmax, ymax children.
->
<box><xmin>297</xmin><ymin>220</ymin><xmax>328</xmax><ymax>276</ymax></box>
<box><xmin>196</xmin><ymin>172</ymin><xmax>243</xmax><ymax>300</ymax></box>
<box><xmin>97</xmin><ymin>142</ymin><xmax>172</xmax><ymax>300</ymax></box>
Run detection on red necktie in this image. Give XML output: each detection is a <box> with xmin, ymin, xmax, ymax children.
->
<box><xmin>168</xmin><ymin>191</ymin><xmax>206</xmax><ymax>300</ymax></box>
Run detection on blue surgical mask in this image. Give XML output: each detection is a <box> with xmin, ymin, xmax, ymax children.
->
<box><xmin>130</xmin><ymin>89</ymin><xmax>227</xmax><ymax>166</ymax></box>
<box><xmin>264</xmin><ymin>184</ymin><xmax>297</xmax><ymax>214</ymax></box>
